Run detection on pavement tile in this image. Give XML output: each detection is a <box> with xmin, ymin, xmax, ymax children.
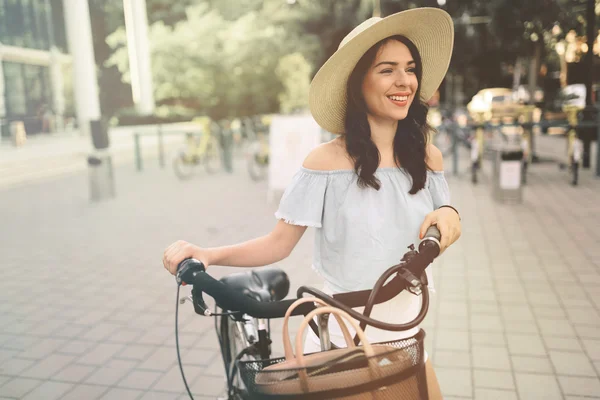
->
<box><xmin>558</xmin><ymin>375</ymin><xmax>600</xmax><ymax>397</ymax></box>
<box><xmin>0</xmin><ymin>351</ymin><xmax>18</xmax><ymax>365</ymax></box>
<box><xmin>549</xmin><ymin>351</ymin><xmax>597</xmax><ymax>377</ymax></box>
<box><xmin>432</xmin><ymin>350</ymin><xmax>472</xmax><ymax>369</ymax></box>
<box><xmin>116</xmin><ymin>345</ymin><xmax>156</xmax><ymax>361</ymax></box>
<box><xmin>77</xmin><ymin>343</ymin><xmax>124</xmax><ymax>365</ymax></box>
<box><xmin>138</xmin><ymin>346</ymin><xmax>177</xmax><ymax>371</ymax></box>
<box><xmin>500</xmin><ymin>305</ymin><xmax>535</xmax><ymax>322</ymax></box>
<box><xmin>544</xmin><ymin>336</ymin><xmax>584</xmax><ymax>352</ymax></box>
<box><xmin>506</xmin><ymin>333</ymin><xmax>547</xmax><ymax>356</ymax></box>
<box><xmin>472</xmin><ymin>346</ymin><xmax>511</xmax><ymax>370</ymax></box>
<box><xmin>474</xmin><ymin>388</ymin><xmax>518</xmax><ymax>400</ymax></box>
<box><xmin>20</xmin><ymin>381</ymin><xmax>73</xmax><ymax>400</ymax></box>
<box><xmin>84</xmin><ymin>359</ymin><xmax>137</xmax><ymax>386</ymax></box>
<box><xmin>471</xmin><ymin>332</ymin><xmax>506</xmax><ymax>347</ymax></box>
<box><xmin>60</xmin><ymin>384</ymin><xmax>108</xmax><ymax>400</ymax></box>
<box><xmin>437</xmin><ymin>316</ymin><xmax>469</xmax><ymax>331</ymax></box>
<box><xmin>189</xmin><ymin>374</ymin><xmax>229</xmax><ymax>397</ymax></box>
<box><xmin>538</xmin><ymin>318</ymin><xmax>576</xmax><ymax>337</ymax></box>
<box><xmin>57</xmin><ymin>340</ymin><xmax>95</xmax><ymax>356</ymax></box>
<box><xmin>80</xmin><ymin>322</ymin><xmax>121</xmax><ymax>341</ymax></box>
<box><xmin>51</xmin><ymin>323</ymin><xmax>89</xmax><ymax>339</ymax></box>
<box><xmin>435</xmin><ymin>330</ymin><xmax>469</xmax><ymax>351</ymax></box>
<box><xmin>435</xmin><ymin>367</ymin><xmax>472</xmax><ymax>397</ymax></box>
<box><xmin>582</xmin><ymin>339</ymin><xmax>600</xmax><ymax>360</ymax></box>
<box><xmin>118</xmin><ymin>370</ymin><xmax>162</xmax><ymax>390</ymax></box>
<box><xmin>151</xmin><ymin>365</ymin><xmax>203</xmax><ymax>393</ymax></box>
<box><xmin>98</xmin><ymin>387</ymin><xmax>144</xmax><ymax>400</ymax></box>
<box><xmin>473</xmin><ymin>369</ymin><xmax>515</xmax><ymax>390</ymax></box>
<box><xmin>17</xmin><ymin>338</ymin><xmax>67</xmax><ymax>360</ymax></box>
<box><xmin>0</xmin><ymin>377</ymin><xmax>42</xmax><ymax>398</ymax></box>
<box><xmin>575</xmin><ymin>325</ymin><xmax>600</xmax><ymax>339</ymax></box>
<box><xmin>511</xmin><ymin>355</ymin><xmax>554</xmax><ymax>374</ymax></box>
<box><xmin>141</xmin><ymin>392</ymin><xmax>185</xmax><ymax>400</ymax></box>
<box><xmin>51</xmin><ymin>364</ymin><xmax>97</xmax><ymax>383</ymax></box>
<box><xmin>0</xmin><ymin>357</ymin><xmax>36</xmax><ymax>376</ymax></box>
<box><xmin>106</xmin><ymin>328</ymin><xmax>144</xmax><ymax>344</ymax></box>
<box><xmin>19</xmin><ymin>354</ymin><xmax>75</xmax><ymax>379</ymax></box>
<box><xmin>515</xmin><ymin>373</ymin><xmax>563</xmax><ymax>400</ymax></box>
<box><xmin>0</xmin><ymin>336</ymin><xmax>39</xmax><ymax>352</ymax></box>
<box><xmin>470</xmin><ymin>315</ymin><xmax>504</xmax><ymax>332</ymax></box>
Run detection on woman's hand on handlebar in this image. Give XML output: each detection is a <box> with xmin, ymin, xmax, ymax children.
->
<box><xmin>419</xmin><ymin>207</ymin><xmax>461</xmax><ymax>254</ymax></box>
<box><xmin>163</xmin><ymin>240</ymin><xmax>210</xmax><ymax>275</ymax></box>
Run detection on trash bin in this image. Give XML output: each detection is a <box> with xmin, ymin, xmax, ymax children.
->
<box><xmin>492</xmin><ymin>145</ymin><xmax>524</xmax><ymax>203</ymax></box>
<box><xmin>88</xmin><ymin>152</ymin><xmax>115</xmax><ymax>202</ymax></box>
<box><xmin>90</xmin><ymin>119</ymin><xmax>110</xmax><ymax>150</ymax></box>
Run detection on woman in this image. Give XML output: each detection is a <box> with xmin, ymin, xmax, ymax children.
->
<box><xmin>164</xmin><ymin>8</ymin><xmax>460</xmax><ymax>398</ymax></box>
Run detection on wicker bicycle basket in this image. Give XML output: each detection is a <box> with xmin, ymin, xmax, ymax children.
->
<box><xmin>237</xmin><ymin>330</ymin><xmax>428</xmax><ymax>400</ymax></box>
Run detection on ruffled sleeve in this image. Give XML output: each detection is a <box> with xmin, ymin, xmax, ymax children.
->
<box><xmin>427</xmin><ymin>171</ymin><xmax>451</xmax><ymax>209</ymax></box>
<box><xmin>275</xmin><ymin>169</ymin><xmax>329</xmax><ymax>228</ymax></box>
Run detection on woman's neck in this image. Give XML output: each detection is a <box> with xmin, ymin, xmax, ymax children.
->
<box><xmin>367</xmin><ymin>114</ymin><xmax>397</xmax><ymax>160</ymax></box>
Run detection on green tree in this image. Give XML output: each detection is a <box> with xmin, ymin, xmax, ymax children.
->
<box><xmin>276</xmin><ymin>52</ymin><xmax>312</xmax><ymax>114</ymax></box>
<box><xmin>106</xmin><ymin>3</ymin><xmax>310</xmax><ymax>120</ymax></box>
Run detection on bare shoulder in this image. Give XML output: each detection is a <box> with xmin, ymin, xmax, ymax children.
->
<box><xmin>426</xmin><ymin>143</ymin><xmax>444</xmax><ymax>171</ymax></box>
<box><xmin>302</xmin><ymin>137</ymin><xmax>353</xmax><ymax>171</ymax></box>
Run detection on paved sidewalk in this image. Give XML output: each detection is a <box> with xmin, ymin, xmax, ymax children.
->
<box><xmin>0</xmin><ymin>123</ymin><xmax>206</xmax><ymax>190</ymax></box>
<box><xmin>0</xmin><ymin>154</ymin><xmax>599</xmax><ymax>399</ymax></box>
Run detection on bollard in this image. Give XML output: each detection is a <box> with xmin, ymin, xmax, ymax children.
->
<box><xmin>452</xmin><ymin>122</ymin><xmax>459</xmax><ymax>177</ymax></box>
<box><xmin>158</xmin><ymin>125</ymin><xmax>165</xmax><ymax>168</ymax></box>
<box><xmin>88</xmin><ymin>152</ymin><xmax>115</xmax><ymax>202</ymax></box>
<box><xmin>134</xmin><ymin>133</ymin><xmax>143</xmax><ymax>171</ymax></box>
<box><xmin>597</xmin><ymin>104</ymin><xmax>600</xmax><ymax>178</ymax></box>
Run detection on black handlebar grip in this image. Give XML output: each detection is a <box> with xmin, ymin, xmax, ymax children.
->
<box><xmin>419</xmin><ymin>225</ymin><xmax>441</xmax><ymax>258</ymax></box>
<box><xmin>424</xmin><ymin>225</ymin><xmax>441</xmax><ymax>242</ymax></box>
<box><xmin>176</xmin><ymin>259</ymin><xmax>206</xmax><ymax>285</ymax></box>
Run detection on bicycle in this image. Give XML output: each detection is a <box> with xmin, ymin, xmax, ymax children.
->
<box><xmin>245</xmin><ymin>130</ymin><xmax>269</xmax><ymax>181</ymax></box>
<box><xmin>173</xmin><ymin>130</ymin><xmax>221</xmax><ymax>180</ymax></box>
<box><xmin>173</xmin><ymin>226</ymin><xmax>443</xmax><ymax>399</ymax></box>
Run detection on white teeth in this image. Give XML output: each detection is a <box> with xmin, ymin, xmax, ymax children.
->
<box><xmin>389</xmin><ymin>95</ymin><xmax>408</xmax><ymax>101</ymax></box>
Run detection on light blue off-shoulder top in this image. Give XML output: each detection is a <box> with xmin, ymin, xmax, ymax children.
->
<box><xmin>275</xmin><ymin>167</ymin><xmax>450</xmax><ymax>293</ymax></box>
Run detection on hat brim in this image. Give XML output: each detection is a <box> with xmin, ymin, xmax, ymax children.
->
<box><xmin>309</xmin><ymin>8</ymin><xmax>454</xmax><ymax>134</ymax></box>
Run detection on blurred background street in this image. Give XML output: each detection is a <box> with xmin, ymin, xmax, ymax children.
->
<box><xmin>2</xmin><ymin>0</ymin><xmax>600</xmax><ymax>399</ymax></box>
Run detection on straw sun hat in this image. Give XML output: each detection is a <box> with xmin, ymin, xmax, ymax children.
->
<box><xmin>309</xmin><ymin>7</ymin><xmax>454</xmax><ymax>134</ymax></box>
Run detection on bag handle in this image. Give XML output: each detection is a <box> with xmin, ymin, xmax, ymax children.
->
<box><xmin>282</xmin><ymin>297</ymin><xmax>354</xmax><ymax>360</ymax></box>
<box><xmin>295</xmin><ymin>306</ymin><xmax>382</xmax><ymax>396</ymax></box>
<box><xmin>295</xmin><ymin>306</ymin><xmax>376</xmax><ymax>363</ymax></box>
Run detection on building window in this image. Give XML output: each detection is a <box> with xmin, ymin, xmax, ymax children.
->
<box><xmin>3</xmin><ymin>61</ymin><xmax>27</xmax><ymax>116</ymax></box>
<box><xmin>3</xmin><ymin>61</ymin><xmax>52</xmax><ymax>134</ymax></box>
<box><xmin>0</xmin><ymin>0</ymin><xmax>64</xmax><ymax>51</ymax></box>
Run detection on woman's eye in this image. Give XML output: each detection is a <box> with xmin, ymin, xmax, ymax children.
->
<box><xmin>407</xmin><ymin>68</ymin><xmax>416</xmax><ymax>74</ymax></box>
<box><xmin>380</xmin><ymin>69</ymin><xmax>393</xmax><ymax>74</ymax></box>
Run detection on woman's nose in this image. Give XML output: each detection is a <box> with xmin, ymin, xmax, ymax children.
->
<box><xmin>394</xmin><ymin>71</ymin><xmax>410</xmax><ymax>87</ymax></box>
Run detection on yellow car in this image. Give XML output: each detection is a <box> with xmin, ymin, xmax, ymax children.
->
<box><xmin>467</xmin><ymin>88</ymin><xmax>520</xmax><ymax>122</ymax></box>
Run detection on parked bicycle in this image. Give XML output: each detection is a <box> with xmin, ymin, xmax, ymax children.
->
<box><xmin>243</xmin><ymin>116</ymin><xmax>271</xmax><ymax>181</ymax></box>
<box><xmin>173</xmin><ymin>226</ymin><xmax>442</xmax><ymax>399</ymax></box>
<box><xmin>173</xmin><ymin>131</ymin><xmax>221</xmax><ymax>180</ymax></box>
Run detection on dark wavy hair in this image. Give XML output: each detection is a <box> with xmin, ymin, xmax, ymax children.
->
<box><xmin>345</xmin><ymin>35</ymin><xmax>433</xmax><ymax>194</ymax></box>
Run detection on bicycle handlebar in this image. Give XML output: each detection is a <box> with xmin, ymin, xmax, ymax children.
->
<box><xmin>176</xmin><ymin>225</ymin><xmax>442</xmax><ymax>330</ymax></box>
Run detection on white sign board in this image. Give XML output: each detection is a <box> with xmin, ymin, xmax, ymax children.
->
<box><xmin>268</xmin><ymin>114</ymin><xmax>322</xmax><ymax>201</ymax></box>
<box><xmin>500</xmin><ymin>161</ymin><xmax>521</xmax><ymax>190</ymax></box>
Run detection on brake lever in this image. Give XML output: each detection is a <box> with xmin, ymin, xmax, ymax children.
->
<box><xmin>176</xmin><ymin>259</ymin><xmax>212</xmax><ymax>316</ymax></box>
<box><xmin>395</xmin><ymin>244</ymin><xmax>426</xmax><ymax>296</ymax></box>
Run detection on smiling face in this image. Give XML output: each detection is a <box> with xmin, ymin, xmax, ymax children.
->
<box><xmin>361</xmin><ymin>40</ymin><xmax>419</xmax><ymax>124</ymax></box>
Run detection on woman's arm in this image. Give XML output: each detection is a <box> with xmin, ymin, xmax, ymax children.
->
<box><xmin>163</xmin><ymin>221</ymin><xmax>306</xmax><ymax>274</ymax></box>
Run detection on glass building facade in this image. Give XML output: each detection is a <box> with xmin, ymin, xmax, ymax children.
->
<box><xmin>0</xmin><ymin>0</ymin><xmax>67</xmax><ymax>135</ymax></box>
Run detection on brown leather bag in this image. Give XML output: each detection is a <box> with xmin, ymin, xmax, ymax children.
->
<box><xmin>253</xmin><ymin>297</ymin><xmax>427</xmax><ymax>399</ymax></box>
